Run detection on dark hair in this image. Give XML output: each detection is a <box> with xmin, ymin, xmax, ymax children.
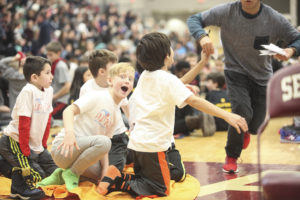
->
<box><xmin>206</xmin><ymin>72</ymin><xmax>225</xmax><ymax>89</ymax></box>
<box><xmin>136</xmin><ymin>32</ymin><xmax>171</xmax><ymax>71</ymax></box>
<box><xmin>69</xmin><ymin>67</ymin><xmax>89</xmax><ymax>103</ymax></box>
<box><xmin>23</xmin><ymin>56</ymin><xmax>51</xmax><ymax>82</ymax></box>
<box><xmin>88</xmin><ymin>49</ymin><xmax>118</xmax><ymax>77</ymax></box>
<box><xmin>175</xmin><ymin>60</ymin><xmax>190</xmax><ymax>73</ymax></box>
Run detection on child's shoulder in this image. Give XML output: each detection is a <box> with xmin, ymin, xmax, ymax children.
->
<box><xmin>56</xmin><ymin>60</ymin><xmax>68</xmax><ymax>69</ymax></box>
<box><xmin>144</xmin><ymin>70</ymin><xmax>178</xmax><ymax>79</ymax></box>
<box><xmin>82</xmin><ymin>79</ymin><xmax>94</xmax><ymax>87</ymax></box>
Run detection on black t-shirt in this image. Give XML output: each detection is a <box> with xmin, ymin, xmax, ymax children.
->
<box><xmin>206</xmin><ymin>90</ymin><xmax>231</xmax><ymax>131</ymax></box>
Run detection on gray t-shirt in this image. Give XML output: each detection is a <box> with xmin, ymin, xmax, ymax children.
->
<box><xmin>52</xmin><ymin>60</ymin><xmax>70</xmax><ymax>104</ymax></box>
<box><xmin>187</xmin><ymin>2</ymin><xmax>300</xmax><ymax>85</ymax></box>
<box><xmin>0</xmin><ymin>57</ymin><xmax>26</xmax><ymax>111</ymax></box>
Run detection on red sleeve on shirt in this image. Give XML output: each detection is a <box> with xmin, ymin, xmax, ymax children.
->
<box><xmin>18</xmin><ymin>116</ymin><xmax>31</xmax><ymax>157</ymax></box>
<box><xmin>42</xmin><ymin>113</ymin><xmax>52</xmax><ymax>149</ymax></box>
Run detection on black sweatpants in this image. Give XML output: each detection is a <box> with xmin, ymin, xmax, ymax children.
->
<box><xmin>129</xmin><ymin>150</ymin><xmax>170</xmax><ymax>197</ymax></box>
<box><xmin>109</xmin><ymin>132</ymin><xmax>129</xmax><ymax>172</ymax></box>
<box><xmin>167</xmin><ymin>143</ymin><xmax>186</xmax><ymax>182</ymax></box>
<box><xmin>224</xmin><ymin>70</ymin><xmax>266</xmax><ymax>158</ymax></box>
<box><xmin>0</xmin><ymin>135</ymin><xmax>57</xmax><ymax>182</ymax></box>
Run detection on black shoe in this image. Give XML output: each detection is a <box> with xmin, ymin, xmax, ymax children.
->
<box><xmin>10</xmin><ymin>167</ymin><xmax>45</xmax><ymax>200</ymax></box>
<box><xmin>0</xmin><ymin>155</ymin><xmax>13</xmax><ymax>178</ymax></box>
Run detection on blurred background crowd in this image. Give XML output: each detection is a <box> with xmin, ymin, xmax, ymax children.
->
<box><xmin>0</xmin><ymin>0</ymin><xmax>297</xmax><ymax>135</ymax></box>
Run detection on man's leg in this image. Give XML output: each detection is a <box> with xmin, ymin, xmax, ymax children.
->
<box><xmin>223</xmin><ymin>71</ymin><xmax>253</xmax><ymax>173</ymax></box>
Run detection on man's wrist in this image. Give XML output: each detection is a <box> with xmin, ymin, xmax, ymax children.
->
<box><xmin>198</xmin><ymin>33</ymin><xmax>208</xmax><ymax>41</ymax></box>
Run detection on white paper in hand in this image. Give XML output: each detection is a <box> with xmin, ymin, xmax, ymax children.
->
<box><xmin>259</xmin><ymin>50</ymin><xmax>276</xmax><ymax>56</ymax></box>
<box><xmin>260</xmin><ymin>43</ymin><xmax>286</xmax><ymax>56</ymax></box>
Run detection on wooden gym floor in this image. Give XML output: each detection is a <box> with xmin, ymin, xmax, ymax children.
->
<box><xmin>177</xmin><ymin>117</ymin><xmax>300</xmax><ymax>200</ymax></box>
<box><xmin>1</xmin><ymin>117</ymin><xmax>299</xmax><ymax>200</ymax></box>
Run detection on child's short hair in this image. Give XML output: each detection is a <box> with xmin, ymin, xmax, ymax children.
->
<box><xmin>79</xmin><ymin>55</ymin><xmax>89</xmax><ymax>65</ymax></box>
<box><xmin>46</xmin><ymin>41</ymin><xmax>63</xmax><ymax>53</ymax></box>
<box><xmin>23</xmin><ymin>56</ymin><xmax>51</xmax><ymax>82</ymax></box>
<box><xmin>108</xmin><ymin>62</ymin><xmax>135</xmax><ymax>78</ymax></box>
<box><xmin>175</xmin><ymin>60</ymin><xmax>190</xmax><ymax>73</ymax></box>
<box><xmin>88</xmin><ymin>49</ymin><xmax>118</xmax><ymax>78</ymax></box>
<box><xmin>136</xmin><ymin>32</ymin><xmax>171</xmax><ymax>71</ymax></box>
<box><xmin>206</xmin><ymin>72</ymin><xmax>225</xmax><ymax>89</ymax></box>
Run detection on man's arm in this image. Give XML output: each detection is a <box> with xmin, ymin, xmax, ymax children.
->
<box><xmin>187</xmin><ymin>13</ymin><xmax>208</xmax><ymax>40</ymax></box>
<box><xmin>187</xmin><ymin>13</ymin><xmax>214</xmax><ymax>56</ymax></box>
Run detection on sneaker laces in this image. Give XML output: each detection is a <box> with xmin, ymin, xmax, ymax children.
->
<box><xmin>25</xmin><ymin>177</ymin><xmax>36</xmax><ymax>190</ymax></box>
<box><xmin>22</xmin><ymin>168</ymin><xmax>37</xmax><ymax>189</ymax></box>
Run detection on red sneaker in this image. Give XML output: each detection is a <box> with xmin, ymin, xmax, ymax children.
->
<box><xmin>222</xmin><ymin>156</ymin><xmax>239</xmax><ymax>173</ymax></box>
<box><xmin>242</xmin><ymin>132</ymin><xmax>250</xmax><ymax>149</ymax></box>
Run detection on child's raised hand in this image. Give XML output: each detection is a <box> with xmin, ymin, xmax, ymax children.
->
<box><xmin>225</xmin><ymin>113</ymin><xmax>248</xmax><ymax>134</ymax></box>
<box><xmin>200</xmin><ymin>50</ymin><xmax>209</xmax><ymax>63</ymax></box>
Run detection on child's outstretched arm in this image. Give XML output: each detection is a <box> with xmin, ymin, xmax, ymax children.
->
<box><xmin>185</xmin><ymin>95</ymin><xmax>248</xmax><ymax>134</ymax></box>
<box><xmin>180</xmin><ymin>51</ymin><xmax>208</xmax><ymax>84</ymax></box>
<box><xmin>57</xmin><ymin>104</ymin><xmax>80</xmax><ymax>157</ymax></box>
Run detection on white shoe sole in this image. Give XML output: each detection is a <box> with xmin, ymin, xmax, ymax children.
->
<box><xmin>10</xmin><ymin>193</ymin><xmax>30</xmax><ymax>200</ymax></box>
<box><xmin>11</xmin><ymin>192</ymin><xmax>44</xmax><ymax>200</ymax></box>
<box><xmin>222</xmin><ymin>168</ymin><xmax>239</xmax><ymax>173</ymax></box>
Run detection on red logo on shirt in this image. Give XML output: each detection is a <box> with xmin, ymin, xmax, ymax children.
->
<box><xmin>33</xmin><ymin>98</ymin><xmax>51</xmax><ymax>113</ymax></box>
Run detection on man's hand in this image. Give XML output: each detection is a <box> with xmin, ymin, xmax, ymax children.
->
<box><xmin>200</xmin><ymin>36</ymin><xmax>214</xmax><ymax>56</ymax></box>
<box><xmin>273</xmin><ymin>47</ymin><xmax>295</xmax><ymax>61</ymax></box>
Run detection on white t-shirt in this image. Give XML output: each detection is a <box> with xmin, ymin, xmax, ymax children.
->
<box><xmin>4</xmin><ymin>83</ymin><xmax>53</xmax><ymax>153</ymax></box>
<box><xmin>128</xmin><ymin>70</ymin><xmax>193</xmax><ymax>152</ymax></box>
<box><xmin>80</xmin><ymin>79</ymin><xmax>128</xmax><ymax>135</ymax></box>
<box><xmin>56</xmin><ymin>90</ymin><xmax>118</xmax><ymax>139</ymax></box>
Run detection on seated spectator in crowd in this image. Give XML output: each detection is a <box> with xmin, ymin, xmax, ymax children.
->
<box><xmin>68</xmin><ymin>66</ymin><xmax>92</xmax><ymax>104</ymax></box>
<box><xmin>212</xmin><ymin>55</ymin><xmax>225</xmax><ymax>73</ymax></box>
<box><xmin>0</xmin><ymin>52</ymin><xmax>27</xmax><ymax>112</ymax></box>
<box><xmin>205</xmin><ymin>72</ymin><xmax>231</xmax><ymax>131</ymax></box>
<box><xmin>185</xmin><ymin>52</ymin><xmax>200</xmax><ymax>89</ymax></box>
<box><xmin>173</xmin><ymin>60</ymin><xmax>215</xmax><ymax>137</ymax></box>
<box><xmin>46</xmin><ymin>41</ymin><xmax>71</xmax><ymax>119</ymax></box>
<box><xmin>0</xmin><ymin>92</ymin><xmax>10</xmax><ymax>128</ymax></box>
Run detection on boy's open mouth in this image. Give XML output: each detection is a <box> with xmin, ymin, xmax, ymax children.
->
<box><xmin>121</xmin><ymin>86</ymin><xmax>128</xmax><ymax>92</ymax></box>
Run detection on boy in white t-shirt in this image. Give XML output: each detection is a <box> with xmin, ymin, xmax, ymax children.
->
<box><xmin>97</xmin><ymin>32</ymin><xmax>248</xmax><ymax>198</ymax></box>
<box><xmin>80</xmin><ymin>49</ymin><xmax>130</xmax><ymax>174</ymax></box>
<box><xmin>0</xmin><ymin>56</ymin><xmax>56</xmax><ymax>200</ymax></box>
<box><xmin>37</xmin><ymin>63</ymin><xmax>135</xmax><ymax>192</ymax></box>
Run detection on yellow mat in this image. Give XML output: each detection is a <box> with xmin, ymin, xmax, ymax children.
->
<box><xmin>0</xmin><ymin>174</ymin><xmax>200</xmax><ymax>200</ymax></box>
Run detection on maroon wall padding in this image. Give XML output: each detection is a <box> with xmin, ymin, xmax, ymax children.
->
<box><xmin>267</xmin><ymin>64</ymin><xmax>300</xmax><ymax>118</ymax></box>
<box><xmin>258</xmin><ymin>64</ymin><xmax>300</xmax><ymax>200</ymax></box>
<box><xmin>262</xmin><ymin>172</ymin><xmax>300</xmax><ymax>200</ymax></box>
